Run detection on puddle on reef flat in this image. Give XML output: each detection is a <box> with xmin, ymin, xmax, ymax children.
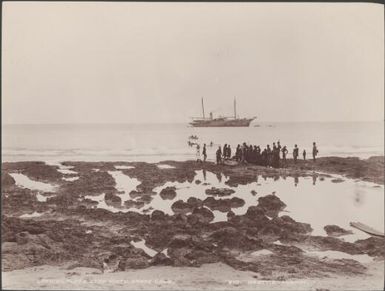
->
<box><xmin>82</xmin><ymin>169</ymin><xmax>384</xmax><ymax>243</ymax></box>
<box><xmin>157</xmin><ymin>164</ymin><xmax>176</xmax><ymax>169</ymax></box>
<box><xmin>108</xmin><ymin>170</ymin><xmax>141</xmax><ymax>204</ymax></box>
<box><xmin>9</xmin><ymin>173</ymin><xmax>57</xmax><ymax>192</ymax></box>
<box><xmin>131</xmin><ymin>239</ymin><xmax>158</xmax><ymax>257</ymax></box>
<box><xmin>19</xmin><ymin>211</ymin><xmax>44</xmax><ymax>219</ymax></box>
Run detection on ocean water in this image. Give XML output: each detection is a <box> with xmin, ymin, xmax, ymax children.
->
<box><xmin>2</xmin><ymin>122</ymin><xmax>383</xmax><ymax>162</ymax></box>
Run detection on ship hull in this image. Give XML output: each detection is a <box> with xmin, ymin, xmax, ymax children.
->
<box><xmin>190</xmin><ymin>118</ymin><xmax>254</xmax><ymax>127</ymax></box>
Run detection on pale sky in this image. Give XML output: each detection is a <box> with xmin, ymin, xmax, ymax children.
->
<box><xmin>2</xmin><ymin>2</ymin><xmax>384</xmax><ymax>124</ymax></box>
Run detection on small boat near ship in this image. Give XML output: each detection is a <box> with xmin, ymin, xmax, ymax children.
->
<box><xmin>190</xmin><ymin>98</ymin><xmax>256</xmax><ymax>127</ymax></box>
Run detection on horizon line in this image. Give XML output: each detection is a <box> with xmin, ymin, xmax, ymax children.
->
<box><xmin>2</xmin><ymin>120</ymin><xmax>383</xmax><ymax>126</ymax></box>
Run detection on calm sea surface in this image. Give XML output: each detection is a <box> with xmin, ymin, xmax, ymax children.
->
<box><xmin>2</xmin><ymin>122</ymin><xmax>383</xmax><ymax>162</ymax></box>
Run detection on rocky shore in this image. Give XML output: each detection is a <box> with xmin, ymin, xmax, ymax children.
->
<box><xmin>1</xmin><ymin>156</ymin><xmax>384</xmax><ymax>287</ymax></box>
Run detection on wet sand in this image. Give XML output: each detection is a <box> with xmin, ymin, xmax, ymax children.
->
<box><xmin>2</xmin><ymin>156</ymin><xmax>384</xmax><ymax>290</ymax></box>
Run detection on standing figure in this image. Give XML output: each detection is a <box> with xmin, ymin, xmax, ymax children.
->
<box><xmin>281</xmin><ymin>146</ymin><xmax>288</xmax><ymax>162</ymax></box>
<box><xmin>312</xmin><ymin>142</ymin><xmax>318</xmax><ymax>162</ymax></box>
<box><xmin>266</xmin><ymin>145</ymin><xmax>272</xmax><ymax>167</ymax></box>
<box><xmin>261</xmin><ymin>148</ymin><xmax>267</xmax><ymax>166</ymax></box>
<box><xmin>202</xmin><ymin>144</ymin><xmax>207</xmax><ymax>163</ymax></box>
<box><xmin>293</xmin><ymin>144</ymin><xmax>299</xmax><ymax>163</ymax></box>
<box><xmin>227</xmin><ymin>145</ymin><xmax>232</xmax><ymax>160</ymax></box>
<box><xmin>303</xmin><ymin>150</ymin><xmax>306</xmax><ymax>160</ymax></box>
<box><xmin>216</xmin><ymin>146</ymin><xmax>222</xmax><ymax>165</ymax></box>
<box><xmin>196</xmin><ymin>144</ymin><xmax>201</xmax><ymax>162</ymax></box>
<box><xmin>235</xmin><ymin>145</ymin><xmax>241</xmax><ymax>161</ymax></box>
<box><xmin>241</xmin><ymin>143</ymin><xmax>247</xmax><ymax>163</ymax></box>
<box><xmin>277</xmin><ymin>141</ymin><xmax>282</xmax><ymax>156</ymax></box>
<box><xmin>274</xmin><ymin>147</ymin><xmax>280</xmax><ymax>168</ymax></box>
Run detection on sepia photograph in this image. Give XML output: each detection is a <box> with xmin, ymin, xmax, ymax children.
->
<box><xmin>1</xmin><ymin>2</ymin><xmax>384</xmax><ymax>290</ymax></box>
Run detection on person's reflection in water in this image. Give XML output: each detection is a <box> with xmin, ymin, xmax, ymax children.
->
<box><xmin>354</xmin><ymin>188</ymin><xmax>364</xmax><ymax>206</ymax></box>
<box><xmin>312</xmin><ymin>174</ymin><xmax>317</xmax><ymax>185</ymax></box>
<box><xmin>216</xmin><ymin>172</ymin><xmax>222</xmax><ymax>183</ymax></box>
<box><xmin>203</xmin><ymin>168</ymin><xmax>207</xmax><ymax>181</ymax></box>
<box><xmin>294</xmin><ymin>176</ymin><xmax>299</xmax><ymax>187</ymax></box>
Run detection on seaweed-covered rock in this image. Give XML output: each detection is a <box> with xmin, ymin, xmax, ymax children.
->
<box><xmin>124</xmin><ymin>257</ymin><xmax>150</xmax><ymax>269</ymax></box>
<box><xmin>331</xmin><ymin>178</ymin><xmax>345</xmax><ymax>183</ymax></box>
<box><xmin>210</xmin><ymin>227</ymin><xmax>263</xmax><ymax>251</ymax></box>
<box><xmin>129</xmin><ymin>190</ymin><xmax>143</xmax><ymax>199</ymax></box>
<box><xmin>137</xmin><ymin>194</ymin><xmax>153</xmax><ymax>203</ymax></box>
<box><xmin>205</xmin><ymin>187</ymin><xmax>235</xmax><ymax>197</ymax></box>
<box><xmin>171</xmin><ymin>200</ymin><xmax>193</xmax><ymax>214</ymax></box>
<box><xmin>159</xmin><ymin>186</ymin><xmax>177</xmax><ymax>200</ymax></box>
<box><xmin>167</xmin><ymin>234</ymin><xmax>218</xmax><ymax>267</ymax></box>
<box><xmin>150</xmin><ymin>252</ymin><xmax>173</xmax><ymax>266</ymax></box>
<box><xmin>355</xmin><ymin>237</ymin><xmax>385</xmax><ymax>257</ymax></box>
<box><xmin>273</xmin><ymin>215</ymin><xmax>313</xmax><ymax>237</ymax></box>
<box><xmin>257</xmin><ymin>194</ymin><xmax>286</xmax><ymax>217</ymax></box>
<box><xmin>324</xmin><ymin>225</ymin><xmax>353</xmax><ymax>237</ymax></box>
<box><xmin>296</xmin><ymin>236</ymin><xmax>363</xmax><ymax>255</ymax></box>
<box><xmin>188</xmin><ymin>207</ymin><xmax>214</xmax><ymax>224</ymax></box>
<box><xmin>245</xmin><ymin>206</ymin><xmax>269</xmax><ymax>222</ymax></box>
<box><xmin>124</xmin><ymin>200</ymin><xmax>145</xmax><ymax>209</ymax></box>
<box><xmin>105</xmin><ymin>193</ymin><xmax>122</xmax><ymax>203</ymax></box>
<box><xmin>203</xmin><ymin>197</ymin><xmax>245</xmax><ymax>212</ymax></box>
<box><xmin>1</xmin><ymin>172</ymin><xmax>15</xmax><ymax>188</ymax></box>
<box><xmin>150</xmin><ymin>210</ymin><xmax>167</xmax><ymax>221</ymax></box>
<box><xmin>186</xmin><ymin>197</ymin><xmax>203</xmax><ymax>208</ymax></box>
<box><xmin>129</xmin><ymin>190</ymin><xmax>157</xmax><ymax>199</ymax></box>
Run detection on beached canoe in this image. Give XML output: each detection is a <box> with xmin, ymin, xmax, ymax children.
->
<box><xmin>350</xmin><ymin>222</ymin><xmax>384</xmax><ymax>238</ymax></box>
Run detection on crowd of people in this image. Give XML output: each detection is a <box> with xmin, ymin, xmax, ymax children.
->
<box><xmin>196</xmin><ymin>141</ymin><xmax>319</xmax><ymax>168</ymax></box>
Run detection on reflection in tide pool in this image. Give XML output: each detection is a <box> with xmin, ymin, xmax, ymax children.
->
<box><xmin>83</xmin><ymin>169</ymin><xmax>383</xmax><ymax>243</ymax></box>
<box><xmin>152</xmin><ymin>170</ymin><xmax>383</xmax><ymax>242</ymax></box>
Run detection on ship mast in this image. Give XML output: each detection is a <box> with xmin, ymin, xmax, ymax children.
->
<box><xmin>234</xmin><ymin>97</ymin><xmax>237</xmax><ymax>119</ymax></box>
<box><xmin>201</xmin><ymin>97</ymin><xmax>205</xmax><ymax>119</ymax></box>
